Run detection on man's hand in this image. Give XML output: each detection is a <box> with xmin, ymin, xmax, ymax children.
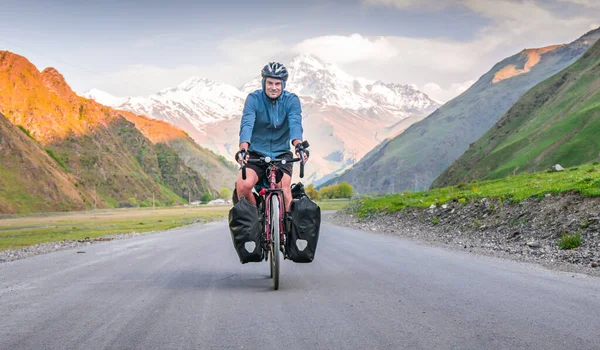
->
<box><xmin>294</xmin><ymin>141</ymin><xmax>309</xmax><ymax>164</ymax></box>
<box><xmin>235</xmin><ymin>143</ymin><xmax>249</xmax><ymax>165</ymax></box>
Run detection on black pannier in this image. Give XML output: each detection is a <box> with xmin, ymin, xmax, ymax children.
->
<box><xmin>287</xmin><ymin>196</ymin><xmax>321</xmax><ymax>263</ymax></box>
<box><xmin>228</xmin><ymin>197</ymin><xmax>263</xmax><ymax>264</ymax></box>
<box><xmin>291</xmin><ymin>182</ymin><xmax>307</xmax><ymax>199</ymax></box>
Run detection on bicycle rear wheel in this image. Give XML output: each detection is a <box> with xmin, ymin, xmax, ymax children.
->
<box><xmin>270</xmin><ymin>195</ymin><xmax>280</xmax><ymax>290</ymax></box>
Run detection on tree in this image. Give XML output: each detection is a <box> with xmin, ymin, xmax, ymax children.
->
<box><xmin>219</xmin><ymin>187</ymin><xmax>232</xmax><ymax>199</ymax></box>
<box><xmin>319</xmin><ymin>185</ymin><xmax>335</xmax><ymax>199</ymax></box>
<box><xmin>201</xmin><ymin>192</ymin><xmax>212</xmax><ymax>203</ymax></box>
<box><xmin>306</xmin><ymin>184</ymin><xmax>320</xmax><ymax>200</ymax></box>
<box><xmin>337</xmin><ymin>181</ymin><xmax>353</xmax><ymax>198</ymax></box>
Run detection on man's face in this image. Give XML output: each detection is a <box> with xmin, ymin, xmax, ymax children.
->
<box><xmin>265</xmin><ymin>77</ymin><xmax>283</xmax><ymax>99</ymax></box>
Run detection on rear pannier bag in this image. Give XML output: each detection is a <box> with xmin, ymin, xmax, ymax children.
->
<box><xmin>228</xmin><ymin>197</ymin><xmax>263</xmax><ymax>263</ymax></box>
<box><xmin>287</xmin><ymin>196</ymin><xmax>321</xmax><ymax>263</ymax></box>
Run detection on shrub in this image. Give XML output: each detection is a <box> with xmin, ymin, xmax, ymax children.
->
<box><xmin>17</xmin><ymin>125</ymin><xmax>34</xmax><ymax>139</ymax></box>
<box><xmin>306</xmin><ymin>184</ymin><xmax>320</xmax><ymax>200</ymax></box>
<box><xmin>219</xmin><ymin>187</ymin><xmax>232</xmax><ymax>199</ymax></box>
<box><xmin>45</xmin><ymin>148</ymin><xmax>68</xmax><ymax>171</ymax></box>
<box><xmin>557</xmin><ymin>233</ymin><xmax>584</xmax><ymax>250</ymax></box>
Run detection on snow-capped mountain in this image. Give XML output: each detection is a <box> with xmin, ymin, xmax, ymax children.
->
<box><xmin>83</xmin><ymin>77</ymin><xmax>246</xmax><ymax>132</ymax></box>
<box><xmin>83</xmin><ymin>54</ymin><xmax>440</xmax><ymax>185</ymax></box>
<box><xmin>241</xmin><ymin>54</ymin><xmax>438</xmax><ymax>113</ymax></box>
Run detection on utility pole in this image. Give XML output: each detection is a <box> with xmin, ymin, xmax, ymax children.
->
<box><xmin>94</xmin><ymin>184</ymin><xmax>97</xmax><ymax>211</ymax></box>
<box><xmin>153</xmin><ymin>191</ymin><xmax>155</xmax><ymax>210</ymax></box>
<box><xmin>188</xmin><ymin>191</ymin><xmax>191</xmax><ymax>206</ymax></box>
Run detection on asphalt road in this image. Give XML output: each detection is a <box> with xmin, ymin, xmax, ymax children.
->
<box><xmin>1</xmin><ymin>220</ymin><xmax>600</xmax><ymax>350</ymax></box>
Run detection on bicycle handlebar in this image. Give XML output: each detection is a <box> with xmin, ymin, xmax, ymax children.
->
<box><xmin>241</xmin><ymin>156</ymin><xmax>306</xmax><ymax>180</ymax></box>
<box><xmin>240</xmin><ymin>141</ymin><xmax>310</xmax><ymax>181</ymax></box>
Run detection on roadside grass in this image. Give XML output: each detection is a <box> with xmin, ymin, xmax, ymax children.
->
<box><xmin>355</xmin><ymin>163</ymin><xmax>600</xmax><ymax>217</ymax></box>
<box><xmin>0</xmin><ymin>206</ymin><xmax>229</xmax><ymax>251</ymax></box>
<box><xmin>315</xmin><ymin>199</ymin><xmax>350</xmax><ymax>210</ymax></box>
<box><xmin>0</xmin><ymin>198</ymin><xmax>351</xmax><ymax>251</ymax></box>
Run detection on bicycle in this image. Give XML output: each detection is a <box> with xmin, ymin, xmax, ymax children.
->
<box><xmin>240</xmin><ymin>142</ymin><xmax>308</xmax><ymax>290</ymax></box>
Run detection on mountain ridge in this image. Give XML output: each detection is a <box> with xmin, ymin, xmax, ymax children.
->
<box><xmin>321</xmin><ymin>27</ymin><xmax>600</xmax><ymax>193</ymax></box>
<box><xmin>431</xmin><ymin>38</ymin><xmax>600</xmax><ymax>187</ymax></box>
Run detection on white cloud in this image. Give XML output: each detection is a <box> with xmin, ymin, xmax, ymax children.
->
<box><xmin>89</xmin><ymin>64</ymin><xmax>206</xmax><ymax>96</ymax></box>
<box><xmin>422</xmin><ymin>79</ymin><xmax>476</xmax><ymax>103</ymax></box>
<box><xmin>89</xmin><ymin>63</ymin><xmax>261</xmax><ymax>97</ymax></box>
<box><xmin>292</xmin><ymin>34</ymin><xmax>398</xmax><ymax>64</ymax></box>
<box><xmin>451</xmin><ymin>79</ymin><xmax>476</xmax><ymax>95</ymax></box>
<box><xmin>90</xmin><ymin>35</ymin><xmax>293</xmax><ymax>96</ymax></box>
<box><xmin>364</xmin><ymin>0</ymin><xmax>599</xmax><ymax>42</ymax></box>
<box><xmin>87</xmin><ymin>0</ymin><xmax>600</xmax><ymax>102</ymax></box>
<box><xmin>346</xmin><ymin>0</ymin><xmax>600</xmax><ymax>102</ymax></box>
<box><xmin>218</xmin><ymin>37</ymin><xmax>286</xmax><ymax>64</ymax></box>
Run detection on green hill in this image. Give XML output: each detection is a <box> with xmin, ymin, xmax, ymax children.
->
<box><xmin>432</xmin><ymin>39</ymin><xmax>600</xmax><ymax>188</ymax></box>
<box><xmin>0</xmin><ymin>112</ymin><xmax>95</xmax><ymax>214</ymax></box>
<box><xmin>322</xmin><ymin>27</ymin><xmax>600</xmax><ymax>194</ymax></box>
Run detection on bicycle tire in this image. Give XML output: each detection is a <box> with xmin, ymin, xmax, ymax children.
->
<box><xmin>271</xmin><ymin>195</ymin><xmax>280</xmax><ymax>290</ymax></box>
<box><xmin>269</xmin><ymin>242</ymin><xmax>273</xmax><ymax>279</ymax></box>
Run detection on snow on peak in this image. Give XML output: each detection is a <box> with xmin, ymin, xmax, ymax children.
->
<box><xmin>242</xmin><ymin>54</ymin><xmax>438</xmax><ymax>111</ymax></box>
<box><xmin>81</xmin><ymin>88</ymin><xmax>127</xmax><ymax>107</ymax></box>
<box><xmin>84</xmin><ymin>77</ymin><xmax>246</xmax><ymax>130</ymax></box>
<box><xmin>288</xmin><ymin>53</ymin><xmax>329</xmax><ymax>71</ymax></box>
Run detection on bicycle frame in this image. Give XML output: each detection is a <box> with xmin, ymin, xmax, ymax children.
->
<box><xmin>258</xmin><ymin>164</ymin><xmax>286</xmax><ymax>253</ymax></box>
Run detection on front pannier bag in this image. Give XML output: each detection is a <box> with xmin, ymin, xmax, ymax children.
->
<box><xmin>287</xmin><ymin>196</ymin><xmax>321</xmax><ymax>263</ymax></box>
<box><xmin>228</xmin><ymin>197</ymin><xmax>263</xmax><ymax>263</ymax></box>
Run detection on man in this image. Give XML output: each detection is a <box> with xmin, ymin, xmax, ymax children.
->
<box><xmin>235</xmin><ymin>61</ymin><xmax>308</xmax><ymax>213</ymax></box>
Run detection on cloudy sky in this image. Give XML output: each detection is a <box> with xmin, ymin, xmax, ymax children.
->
<box><xmin>1</xmin><ymin>0</ymin><xmax>599</xmax><ymax>102</ymax></box>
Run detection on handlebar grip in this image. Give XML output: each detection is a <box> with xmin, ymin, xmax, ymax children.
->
<box><xmin>242</xmin><ymin>166</ymin><xmax>247</xmax><ymax>180</ymax></box>
<box><xmin>299</xmin><ymin>151</ymin><xmax>305</xmax><ymax>178</ymax></box>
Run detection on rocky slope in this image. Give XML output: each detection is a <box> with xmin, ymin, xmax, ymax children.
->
<box><xmin>330</xmin><ymin>192</ymin><xmax>600</xmax><ymax>277</ymax></box>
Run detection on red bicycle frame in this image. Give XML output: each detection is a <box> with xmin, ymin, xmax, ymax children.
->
<box><xmin>258</xmin><ymin>164</ymin><xmax>286</xmax><ymax>249</ymax></box>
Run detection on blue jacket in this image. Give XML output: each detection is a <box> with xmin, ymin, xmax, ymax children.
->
<box><xmin>239</xmin><ymin>90</ymin><xmax>303</xmax><ymax>158</ymax></box>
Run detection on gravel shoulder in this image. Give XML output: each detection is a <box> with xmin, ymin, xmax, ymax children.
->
<box><xmin>323</xmin><ymin>193</ymin><xmax>600</xmax><ymax>278</ymax></box>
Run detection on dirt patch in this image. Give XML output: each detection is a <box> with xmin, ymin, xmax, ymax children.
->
<box><xmin>493</xmin><ymin>45</ymin><xmax>563</xmax><ymax>84</ymax></box>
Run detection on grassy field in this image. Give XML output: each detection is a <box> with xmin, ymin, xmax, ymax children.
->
<box><xmin>0</xmin><ymin>199</ymin><xmax>349</xmax><ymax>251</ymax></box>
<box><xmin>0</xmin><ymin>205</ymin><xmax>230</xmax><ymax>251</ymax></box>
<box><xmin>355</xmin><ymin>163</ymin><xmax>600</xmax><ymax>217</ymax></box>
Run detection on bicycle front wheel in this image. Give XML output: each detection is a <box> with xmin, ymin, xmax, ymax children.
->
<box><xmin>270</xmin><ymin>195</ymin><xmax>280</xmax><ymax>290</ymax></box>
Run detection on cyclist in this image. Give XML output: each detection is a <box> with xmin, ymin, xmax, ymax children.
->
<box><xmin>234</xmin><ymin>61</ymin><xmax>309</xmax><ymax>214</ymax></box>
